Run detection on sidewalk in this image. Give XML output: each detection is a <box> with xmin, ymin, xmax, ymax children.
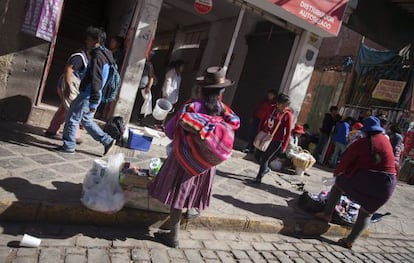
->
<box><xmin>0</xmin><ymin>121</ymin><xmax>413</xmax><ymax>238</ymax></box>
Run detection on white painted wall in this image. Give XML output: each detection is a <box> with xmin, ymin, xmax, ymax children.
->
<box><xmin>281</xmin><ymin>31</ymin><xmax>322</xmax><ymax>123</ymax></box>
<box><xmin>197</xmin><ymin>12</ymin><xmax>261</xmax><ymax>106</ymax></box>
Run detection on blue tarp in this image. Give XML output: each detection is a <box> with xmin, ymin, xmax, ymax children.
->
<box><xmin>355</xmin><ymin>44</ymin><xmax>397</xmax><ymax>75</ymax></box>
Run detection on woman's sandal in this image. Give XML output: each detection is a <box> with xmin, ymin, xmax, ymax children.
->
<box><xmin>337</xmin><ymin>238</ymin><xmax>353</xmax><ymax>249</ymax></box>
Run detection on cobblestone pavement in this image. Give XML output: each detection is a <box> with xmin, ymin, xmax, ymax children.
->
<box><xmin>0</xmin><ymin>222</ymin><xmax>413</xmax><ymax>263</ymax></box>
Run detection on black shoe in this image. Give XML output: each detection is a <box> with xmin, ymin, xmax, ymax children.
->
<box><xmin>52</xmin><ymin>146</ymin><xmax>75</xmax><ymax>154</ymax></box>
<box><xmin>154</xmin><ymin>231</ymin><xmax>178</xmax><ymax>248</ymax></box>
<box><xmin>247</xmin><ymin>178</ymin><xmax>261</xmax><ymax>184</ymax></box>
<box><xmin>103</xmin><ymin>140</ymin><xmax>116</xmax><ymax>156</ymax></box>
<box><xmin>263</xmin><ymin>168</ymin><xmax>270</xmax><ymax>175</ymax></box>
<box><xmin>45</xmin><ymin>131</ymin><xmax>58</xmax><ymax>138</ymax></box>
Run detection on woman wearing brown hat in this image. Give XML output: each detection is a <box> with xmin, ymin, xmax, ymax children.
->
<box><xmin>252</xmin><ymin>93</ymin><xmax>293</xmax><ymax>183</ymax></box>
<box><xmin>150</xmin><ymin>66</ymin><xmax>240</xmax><ymax>248</ymax></box>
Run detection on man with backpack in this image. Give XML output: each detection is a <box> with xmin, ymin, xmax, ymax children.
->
<box><xmin>53</xmin><ymin>26</ymin><xmax>117</xmax><ymax>156</ymax></box>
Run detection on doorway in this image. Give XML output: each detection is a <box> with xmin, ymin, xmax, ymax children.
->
<box><xmin>232</xmin><ymin>22</ymin><xmax>296</xmax><ymax>140</ymax></box>
<box><xmin>38</xmin><ymin>0</ymin><xmax>137</xmax><ymax>106</ymax></box>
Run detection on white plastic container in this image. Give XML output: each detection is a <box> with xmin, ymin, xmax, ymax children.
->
<box><xmin>20</xmin><ymin>234</ymin><xmax>41</xmax><ymax>247</ymax></box>
<box><xmin>152</xmin><ymin>99</ymin><xmax>173</xmax><ymax>121</ymax></box>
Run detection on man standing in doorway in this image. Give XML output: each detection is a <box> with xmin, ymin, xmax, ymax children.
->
<box><xmin>314</xmin><ymin>106</ymin><xmax>340</xmax><ymax>164</ymax></box>
<box><xmin>162</xmin><ymin>60</ymin><xmax>184</xmax><ymax>106</ymax></box>
<box><xmin>53</xmin><ymin>26</ymin><xmax>115</xmax><ymax>156</ymax></box>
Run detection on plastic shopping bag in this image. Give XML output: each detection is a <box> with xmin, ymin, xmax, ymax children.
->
<box><xmin>140</xmin><ymin>89</ymin><xmax>152</xmax><ymax>117</ymax></box>
<box><xmin>81</xmin><ymin>153</ymin><xmax>125</xmax><ymax>214</ymax></box>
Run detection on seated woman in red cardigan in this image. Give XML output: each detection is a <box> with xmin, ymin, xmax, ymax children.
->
<box><xmin>315</xmin><ymin>116</ymin><xmax>397</xmax><ymax>249</ymax></box>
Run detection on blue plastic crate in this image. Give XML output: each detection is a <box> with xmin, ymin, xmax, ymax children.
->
<box><xmin>128</xmin><ymin>129</ymin><xmax>153</xmax><ymax>152</ymax></box>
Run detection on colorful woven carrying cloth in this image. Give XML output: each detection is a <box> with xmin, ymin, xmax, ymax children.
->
<box><xmin>174</xmin><ymin>102</ymin><xmax>240</xmax><ymax>176</ymax></box>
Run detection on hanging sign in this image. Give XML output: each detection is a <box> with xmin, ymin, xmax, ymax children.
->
<box><xmin>372</xmin><ymin>79</ymin><xmax>406</xmax><ymax>103</ymax></box>
<box><xmin>21</xmin><ymin>0</ymin><xmax>64</xmax><ymax>42</ymax></box>
<box><xmin>194</xmin><ymin>0</ymin><xmax>213</xmax><ymax>15</ymax></box>
<box><xmin>270</xmin><ymin>0</ymin><xmax>348</xmax><ymax>36</ymax></box>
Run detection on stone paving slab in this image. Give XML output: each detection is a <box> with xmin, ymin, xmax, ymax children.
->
<box><xmin>0</xmin><ymin>121</ymin><xmax>414</xmax><ymax>238</ymax></box>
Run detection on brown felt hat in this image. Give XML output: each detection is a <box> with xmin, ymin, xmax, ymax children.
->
<box><xmin>196</xmin><ymin>66</ymin><xmax>235</xmax><ymax>88</ymax></box>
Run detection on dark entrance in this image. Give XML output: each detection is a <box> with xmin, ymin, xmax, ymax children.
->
<box><xmin>40</xmin><ymin>0</ymin><xmax>105</xmax><ymax>106</ymax></box>
<box><xmin>232</xmin><ymin>22</ymin><xmax>295</xmax><ymax>140</ymax></box>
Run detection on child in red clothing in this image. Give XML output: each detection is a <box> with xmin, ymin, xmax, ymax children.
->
<box><xmin>243</xmin><ymin>89</ymin><xmax>276</xmax><ymax>153</ymax></box>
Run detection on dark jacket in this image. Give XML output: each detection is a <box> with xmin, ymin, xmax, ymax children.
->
<box><xmin>320</xmin><ymin>113</ymin><xmax>340</xmax><ymax>135</ymax></box>
<box><xmin>79</xmin><ymin>46</ymin><xmax>114</xmax><ymax>109</ymax></box>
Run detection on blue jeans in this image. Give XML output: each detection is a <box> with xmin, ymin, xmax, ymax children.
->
<box><xmin>256</xmin><ymin>141</ymin><xmax>282</xmax><ymax>180</ymax></box>
<box><xmin>63</xmin><ymin>95</ymin><xmax>113</xmax><ymax>151</ymax></box>
<box><xmin>329</xmin><ymin>142</ymin><xmax>347</xmax><ymax>167</ymax></box>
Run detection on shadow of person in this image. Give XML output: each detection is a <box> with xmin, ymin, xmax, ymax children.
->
<box><xmin>213</xmin><ymin>193</ymin><xmax>330</xmax><ymax>236</ymax></box>
<box><xmin>242</xmin><ymin>179</ymin><xmax>299</xmax><ymax>199</ymax></box>
<box><xmin>215</xmin><ymin>170</ymin><xmax>252</xmax><ymax>182</ymax></box>
<box><xmin>0</xmin><ymin>121</ymin><xmax>59</xmax><ymax>150</ymax></box>
<box><xmin>213</xmin><ymin>194</ymin><xmax>296</xmax><ymax>220</ymax></box>
<box><xmin>0</xmin><ymin>177</ymin><xmax>167</xmax><ymax>243</ymax></box>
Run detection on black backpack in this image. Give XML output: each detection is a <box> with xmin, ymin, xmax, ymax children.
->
<box><xmin>104</xmin><ymin>116</ymin><xmax>125</xmax><ymax>144</ymax></box>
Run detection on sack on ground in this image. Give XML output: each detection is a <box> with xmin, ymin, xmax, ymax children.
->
<box><xmin>253</xmin><ymin>131</ymin><xmax>272</xmax><ymax>152</ymax></box>
<box><xmin>104</xmin><ymin>116</ymin><xmax>125</xmax><ymax>143</ymax></box>
<box><xmin>298</xmin><ymin>191</ymin><xmax>325</xmax><ymax>213</ymax></box>
<box><xmin>81</xmin><ymin>153</ymin><xmax>125</xmax><ymax>214</ymax></box>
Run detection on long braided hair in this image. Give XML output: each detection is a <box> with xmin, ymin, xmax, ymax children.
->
<box><xmin>201</xmin><ymin>88</ymin><xmax>224</xmax><ymax>116</ymax></box>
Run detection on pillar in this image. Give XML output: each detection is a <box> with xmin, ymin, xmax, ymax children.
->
<box><xmin>113</xmin><ymin>0</ymin><xmax>163</xmax><ymax>122</ymax></box>
<box><xmin>281</xmin><ymin>31</ymin><xmax>323</xmax><ymax>124</ymax></box>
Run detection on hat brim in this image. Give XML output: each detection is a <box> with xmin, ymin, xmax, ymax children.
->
<box><xmin>196</xmin><ymin>77</ymin><xmax>235</xmax><ymax>88</ymax></box>
<box><xmin>361</xmin><ymin>126</ymin><xmax>384</xmax><ymax>133</ymax></box>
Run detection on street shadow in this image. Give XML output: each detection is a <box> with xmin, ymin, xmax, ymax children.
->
<box><xmin>213</xmin><ymin>193</ymin><xmax>330</xmax><ymax>236</ymax></box>
<box><xmin>0</xmin><ymin>177</ymin><xmax>168</xmax><ymax>243</ymax></box>
<box><xmin>242</xmin><ymin>179</ymin><xmax>299</xmax><ymax>199</ymax></box>
<box><xmin>216</xmin><ymin>170</ymin><xmax>252</xmax><ymax>182</ymax></box>
<box><xmin>0</xmin><ymin>121</ymin><xmax>59</xmax><ymax>151</ymax></box>
<box><xmin>0</xmin><ymin>121</ymin><xmax>116</xmax><ymax>158</ymax></box>
<box><xmin>0</xmin><ymin>95</ymin><xmax>32</xmax><ymax>123</ymax></box>
<box><xmin>213</xmin><ymin>194</ymin><xmax>295</xmax><ymax>219</ymax></box>
<box><xmin>313</xmin><ymin>163</ymin><xmax>335</xmax><ymax>173</ymax></box>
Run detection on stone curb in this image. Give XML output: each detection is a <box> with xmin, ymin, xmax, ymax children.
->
<box><xmin>0</xmin><ymin>200</ymin><xmax>363</xmax><ymax>237</ymax></box>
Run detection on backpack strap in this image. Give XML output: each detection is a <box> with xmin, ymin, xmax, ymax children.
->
<box><xmin>68</xmin><ymin>52</ymin><xmax>88</xmax><ymax>68</ymax></box>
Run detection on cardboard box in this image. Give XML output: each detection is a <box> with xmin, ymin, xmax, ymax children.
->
<box><xmin>120</xmin><ymin>173</ymin><xmax>152</xmax><ymax>189</ymax></box>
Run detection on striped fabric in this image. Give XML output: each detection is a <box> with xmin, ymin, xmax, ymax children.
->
<box><xmin>174</xmin><ymin>102</ymin><xmax>240</xmax><ymax>176</ymax></box>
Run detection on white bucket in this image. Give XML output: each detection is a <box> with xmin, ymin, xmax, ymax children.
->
<box><xmin>20</xmin><ymin>234</ymin><xmax>42</xmax><ymax>247</ymax></box>
<box><xmin>152</xmin><ymin>99</ymin><xmax>173</xmax><ymax>121</ymax></box>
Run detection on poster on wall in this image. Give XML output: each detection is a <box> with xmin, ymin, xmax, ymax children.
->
<box><xmin>269</xmin><ymin>0</ymin><xmax>348</xmax><ymax>36</ymax></box>
<box><xmin>372</xmin><ymin>79</ymin><xmax>406</xmax><ymax>103</ymax></box>
<box><xmin>21</xmin><ymin>0</ymin><xmax>64</xmax><ymax>42</ymax></box>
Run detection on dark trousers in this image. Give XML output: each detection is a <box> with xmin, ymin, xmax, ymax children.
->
<box><xmin>255</xmin><ymin>141</ymin><xmax>282</xmax><ymax>180</ymax></box>
<box><xmin>246</xmin><ymin>117</ymin><xmax>260</xmax><ymax>150</ymax></box>
<box><xmin>314</xmin><ymin>132</ymin><xmax>329</xmax><ymax>163</ymax></box>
